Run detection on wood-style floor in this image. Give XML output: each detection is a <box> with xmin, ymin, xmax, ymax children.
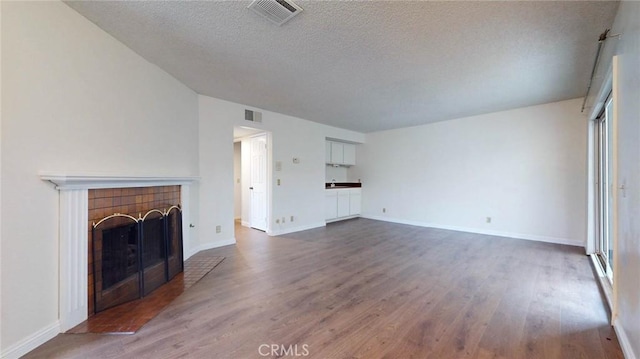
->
<box><xmin>67</xmin><ymin>254</ymin><xmax>225</xmax><ymax>334</ymax></box>
<box><xmin>25</xmin><ymin>218</ymin><xmax>623</xmax><ymax>358</ymax></box>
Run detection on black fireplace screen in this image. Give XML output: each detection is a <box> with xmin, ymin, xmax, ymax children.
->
<box><xmin>101</xmin><ymin>222</ymin><xmax>139</xmax><ymax>290</ymax></box>
<box><xmin>92</xmin><ymin>206</ymin><xmax>183</xmax><ymax>313</ymax></box>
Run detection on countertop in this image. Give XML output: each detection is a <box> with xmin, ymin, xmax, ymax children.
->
<box><xmin>325</xmin><ymin>182</ymin><xmax>362</xmax><ymax>189</ymax></box>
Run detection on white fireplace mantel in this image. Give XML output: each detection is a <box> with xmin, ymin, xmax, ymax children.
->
<box><xmin>40</xmin><ymin>172</ymin><xmax>197</xmax><ymax>332</ymax></box>
<box><xmin>39</xmin><ymin>172</ymin><xmax>198</xmax><ymax>190</ymax></box>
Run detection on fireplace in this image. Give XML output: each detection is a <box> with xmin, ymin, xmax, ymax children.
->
<box><xmin>88</xmin><ymin>186</ymin><xmax>183</xmax><ymax>315</ymax></box>
<box><xmin>40</xmin><ymin>174</ymin><xmax>196</xmax><ymax>332</ymax></box>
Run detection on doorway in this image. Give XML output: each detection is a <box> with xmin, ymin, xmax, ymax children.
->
<box><xmin>233</xmin><ymin>127</ymin><xmax>270</xmax><ymax>232</ymax></box>
<box><xmin>249</xmin><ymin>134</ymin><xmax>268</xmax><ymax>231</ymax></box>
<box><xmin>594</xmin><ymin>95</ymin><xmax>614</xmax><ymax>283</ymax></box>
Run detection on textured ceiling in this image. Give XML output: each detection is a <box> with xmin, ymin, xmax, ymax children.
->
<box><xmin>65</xmin><ymin>1</ymin><xmax>619</xmax><ymax>133</ymax></box>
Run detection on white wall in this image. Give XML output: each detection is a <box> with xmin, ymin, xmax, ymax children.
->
<box><xmin>325</xmin><ymin>165</ymin><xmax>348</xmax><ymax>183</ymax></box>
<box><xmin>1</xmin><ymin>1</ymin><xmax>199</xmax><ymax>356</ymax></box>
<box><xmin>233</xmin><ymin>142</ymin><xmax>241</xmax><ymax>219</ymax></box>
<box><xmin>199</xmin><ymin>96</ymin><xmax>364</xmax><ymax>240</ymax></box>
<box><xmin>0</xmin><ymin>1</ymin><xmax>4</xmax><ymax>351</ymax></box>
<box><xmin>590</xmin><ymin>2</ymin><xmax>640</xmax><ymax>358</ymax></box>
<box><xmin>352</xmin><ymin>99</ymin><xmax>587</xmax><ymax>246</ymax></box>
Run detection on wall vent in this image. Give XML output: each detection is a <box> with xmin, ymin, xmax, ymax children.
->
<box><xmin>245</xmin><ymin>109</ymin><xmax>263</xmax><ymax>123</ymax></box>
<box><xmin>248</xmin><ymin>0</ymin><xmax>303</xmax><ymax>26</ymax></box>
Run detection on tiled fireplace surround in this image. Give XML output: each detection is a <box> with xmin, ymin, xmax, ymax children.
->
<box><xmin>40</xmin><ymin>174</ymin><xmax>196</xmax><ymax>332</ymax></box>
<box><xmin>88</xmin><ymin>186</ymin><xmax>181</xmax><ymax>316</ymax></box>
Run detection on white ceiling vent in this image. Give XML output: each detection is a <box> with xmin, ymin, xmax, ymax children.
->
<box><xmin>248</xmin><ymin>0</ymin><xmax>303</xmax><ymax>26</ymax></box>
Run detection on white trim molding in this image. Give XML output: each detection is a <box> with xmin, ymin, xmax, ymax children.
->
<box><xmin>39</xmin><ymin>172</ymin><xmax>198</xmax><ymax>190</ymax></box>
<box><xmin>326</xmin><ymin>215</ymin><xmax>359</xmax><ymax>224</ymax></box>
<box><xmin>613</xmin><ymin>318</ymin><xmax>637</xmax><ymax>359</ymax></box>
<box><xmin>361</xmin><ymin>215</ymin><xmax>583</xmax><ymax>247</ymax></box>
<box><xmin>267</xmin><ymin>222</ymin><xmax>326</xmax><ymax>237</ymax></box>
<box><xmin>59</xmin><ymin>189</ymin><xmax>89</xmax><ymax>332</ymax></box>
<box><xmin>0</xmin><ymin>321</ymin><xmax>60</xmax><ymax>359</ymax></box>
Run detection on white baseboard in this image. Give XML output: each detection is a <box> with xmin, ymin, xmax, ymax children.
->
<box><xmin>360</xmin><ymin>215</ymin><xmax>583</xmax><ymax>247</ymax></box>
<box><xmin>184</xmin><ymin>237</ymin><xmax>236</xmax><ymax>259</ymax></box>
<box><xmin>241</xmin><ymin>220</ymin><xmax>250</xmax><ymax>228</ymax></box>
<box><xmin>613</xmin><ymin>318</ymin><xmax>637</xmax><ymax>359</ymax></box>
<box><xmin>326</xmin><ymin>215</ymin><xmax>359</xmax><ymax>224</ymax></box>
<box><xmin>267</xmin><ymin>222</ymin><xmax>326</xmax><ymax>236</ymax></box>
<box><xmin>1</xmin><ymin>321</ymin><xmax>60</xmax><ymax>359</ymax></box>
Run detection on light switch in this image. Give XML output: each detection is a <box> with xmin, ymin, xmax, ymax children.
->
<box><xmin>292</xmin><ymin>157</ymin><xmax>300</xmax><ymax>164</ymax></box>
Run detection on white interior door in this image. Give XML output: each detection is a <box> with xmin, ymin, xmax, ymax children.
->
<box><xmin>250</xmin><ymin>134</ymin><xmax>267</xmax><ymax>231</ymax></box>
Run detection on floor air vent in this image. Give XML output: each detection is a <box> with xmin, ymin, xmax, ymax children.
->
<box><xmin>248</xmin><ymin>0</ymin><xmax>303</xmax><ymax>26</ymax></box>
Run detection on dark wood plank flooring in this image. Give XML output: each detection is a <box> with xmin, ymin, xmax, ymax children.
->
<box><xmin>25</xmin><ymin>218</ymin><xmax>623</xmax><ymax>358</ymax></box>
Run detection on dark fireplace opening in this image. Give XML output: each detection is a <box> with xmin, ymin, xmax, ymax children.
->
<box><xmin>141</xmin><ymin>212</ymin><xmax>167</xmax><ymax>296</ymax></box>
<box><xmin>102</xmin><ymin>223</ymin><xmax>139</xmax><ymax>290</ymax></box>
<box><xmin>92</xmin><ymin>207</ymin><xmax>183</xmax><ymax>313</ymax></box>
<box><xmin>142</xmin><ymin>217</ymin><xmax>166</xmax><ymax>267</ymax></box>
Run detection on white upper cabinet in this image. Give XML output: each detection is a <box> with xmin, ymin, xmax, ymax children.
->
<box><xmin>342</xmin><ymin>143</ymin><xmax>356</xmax><ymax>165</ymax></box>
<box><xmin>330</xmin><ymin>142</ymin><xmax>344</xmax><ymax>164</ymax></box>
<box><xmin>325</xmin><ymin>141</ymin><xmax>332</xmax><ymax>164</ymax></box>
<box><xmin>326</xmin><ymin>140</ymin><xmax>356</xmax><ymax>166</ymax></box>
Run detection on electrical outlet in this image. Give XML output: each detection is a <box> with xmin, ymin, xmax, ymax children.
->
<box><xmin>277</xmin><ymin>179</ymin><xmax>281</xmax><ymax>186</ymax></box>
<box><xmin>292</xmin><ymin>157</ymin><xmax>300</xmax><ymax>164</ymax></box>
<box><xmin>290</xmin><ymin>215</ymin><xmax>294</xmax><ymax>222</ymax></box>
<box><xmin>282</xmin><ymin>217</ymin><xmax>285</xmax><ymax>223</ymax></box>
<box><xmin>383</xmin><ymin>208</ymin><xmax>386</xmax><ymax>213</ymax></box>
<box><xmin>216</xmin><ymin>225</ymin><xmax>221</xmax><ymax>233</ymax></box>
<box><xmin>486</xmin><ymin>217</ymin><xmax>491</xmax><ymax>223</ymax></box>
<box><xmin>276</xmin><ymin>219</ymin><xmax>280</xmax><ymax>224</ymax></box>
